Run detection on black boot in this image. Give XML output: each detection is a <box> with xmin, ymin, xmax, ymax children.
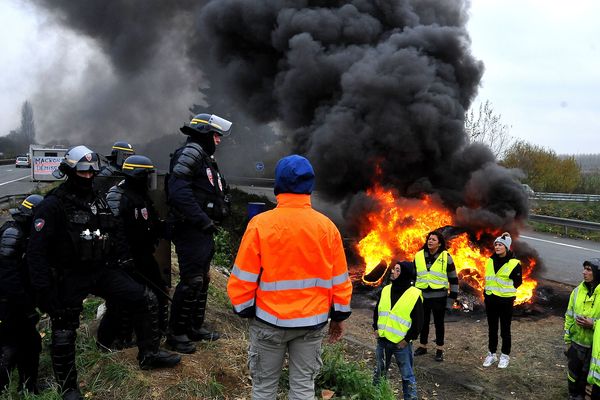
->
<box><xmin>138</xmin><ymin>350</ymin><xmax>181</xmax><ymax>370</ymax></box>
<box><xmin>188</xmin><ymin>327</ymin><xmax>220</xmax><ymax>342</ymax></box>
<box><xmin>167</xmin><ymin>278</ymin><xmax>201</xmax><ymax>353</ymax></box>
<box><xmin>134</xmin><ymin>288</ymin><xmax>181</xmax><ymax>368</ymax></box>
<box><xmin>156</xmin><ymin>290</ymin><xmax>170</xmax><ymax>339</ymax></box>
<box><xmin>51</xmin><ymin>329</ymin><xmax>79</xmax><ymax>397</ymax></box>
<box><xmin>188</xmin><ymin>277</ymin><xmax>220</xmax><ymax>342</ymax></box>
<box><xmin>62</xmin><ymin>388</ymin><xmax>83</xmax><ymax>400</ymax></box>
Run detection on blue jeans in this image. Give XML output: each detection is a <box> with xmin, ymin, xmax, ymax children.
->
<box><xmin>374</xmin><ymin>338</ymin><xmax>418</xmax><ymax>400</ymax></box>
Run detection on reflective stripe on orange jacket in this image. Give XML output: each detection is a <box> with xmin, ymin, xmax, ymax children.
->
<box><xmin>227</xmin><ymin>193</ymin><xmax>353</xmax><ymax>328</ymax></box>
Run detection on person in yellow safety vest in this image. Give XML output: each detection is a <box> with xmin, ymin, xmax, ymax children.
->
<box><xmin>413</xmin><ymin>230</ymin><xmax>458</xmax><ymax>362</ymax></box>
<box><xmin>373</xmin><ymin>261</ymin><xmax>423</xmax><ymax>400</ymax></box>
<box><xmin>565</xmin><ymin>259</ymin><xmax>600</xmax><ymax>400</ymax></box>
<box><xmin>482</xmin><ymin>232</ymin><xmax>522</xmax><ymax>369</ymax></box>
<box><xmin>588</xmin><ymin>319</ymin><xmax>600</xmax><ymax>399</ymax></box>
<box><xmin>227</xmin><ymin>155</ymin><xmax>353</xmax><ymax>400</ymax></box>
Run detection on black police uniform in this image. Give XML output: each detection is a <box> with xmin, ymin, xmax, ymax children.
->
<box><xmin>94</xmin><ymin>162</ymin><xmax>125</xmax><ymax>195</ymax></box>
<box><xmin>167</xmin><ymin>137</ymin><xmax>228</xmax><ymax>350</ymax></box>
<box><xmin>0</xmin><ymin>220</ymin><xmax>41</xmax><ymax>394</ymax></box>
<box><xmin>27</xmin><ymin>179</ymin><xmax>177</xmax><ymax>398</ymax></box>
<box><xmin>97</xmin><ymin>179</ymin><xmax>169</xmax><ymax>348</ymax></box>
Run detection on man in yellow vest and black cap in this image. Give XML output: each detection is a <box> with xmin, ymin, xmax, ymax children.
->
<box><xmin>373</xmin><ymin>261</ymin><xmax>423</xmax><ymax>400</ymax></box>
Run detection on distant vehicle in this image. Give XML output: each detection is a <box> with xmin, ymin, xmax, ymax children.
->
<box><xmin>15</xmin><ymin>156</ymin><xmax>31</xmax><ymax>168</ymax></box>
<box><xmin>521</xmin><ymin>184</ymin><xmax>535</xmax><ymax>197</ymax></box>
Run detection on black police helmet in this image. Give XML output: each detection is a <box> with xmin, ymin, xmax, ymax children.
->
<box><xmin>122</xmin><ymin>155</ymin><xmax>155</xmax><ymax>180</ymax></box>
<box><xmin>180</xmin><ymin>113</ymin><xmax>233</xmax><ymax>137</ymax></box>
<box><xmin>9</xmin><ymin>194</ymin><xmax>43</xmax><ymax>218</ymax></box>
<box><xmin>110</xmin><ymin>141</ymin><xmax>135</xmax><ymax>168</ymax></box>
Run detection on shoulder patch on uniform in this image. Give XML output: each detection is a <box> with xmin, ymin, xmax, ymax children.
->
<box><xmin>34</xmin><ymin>218</ymin><xmax>45</xmax><ymax>232</ymax></box>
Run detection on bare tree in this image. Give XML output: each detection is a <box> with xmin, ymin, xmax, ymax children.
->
<box><xmin>465</xmin><ymin>100</ymin><xmax>513</xmax><ymax>159</ymax></box>
<box><xmin>20</xmin><ymin>100</ymin><xmax>35</xmax><ymax>144</ymax></box>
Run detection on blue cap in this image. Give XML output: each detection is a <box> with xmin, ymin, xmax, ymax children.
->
<box><xmin>274</xmin><ymin>155</ymin><xmax>315</xmax><ymax>196</ymax></box>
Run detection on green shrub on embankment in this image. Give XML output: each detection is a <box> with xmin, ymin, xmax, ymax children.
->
<box><xmin>530</xmin><ymin>200</ymin><xmax>600</xmax><ymax>241</ymax></box>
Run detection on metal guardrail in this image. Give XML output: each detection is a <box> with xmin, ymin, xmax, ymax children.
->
<box><xmin>529</xmin><ymin>214</ymin><xmax>600</xmax><ymax>232</ymax></box>
<box><xmin>532</xmin><ymin>192</ymin><xmax>600</xmax><ymax>202</ymax></box>
<box><xmin>0</xmin><ymin>159</ymin><xmax>16</xmax><ymax>166</ymax></box>
<box><xmin>0</xmin><ymin>193</ymin><xmax>29</xmax><ymax>210</ymax></box>
<box><xmin>227</xmin><ymin>176</ymin><xmax>275</xmax><ymax>186</ymax></box>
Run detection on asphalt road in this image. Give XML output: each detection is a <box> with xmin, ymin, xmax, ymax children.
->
<box><xmin>520</xmin><ymin>229</ymin><xmax>600</xmax><ymax>286</ymax></box>
<box><xmin>0</xmin><ymin>164</ymin><xmax>35</xmax><ymax>197</ymax></box>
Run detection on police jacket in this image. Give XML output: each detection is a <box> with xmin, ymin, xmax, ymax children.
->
<box><xmin>106</xmin><ymin>180</ymin><xmax>161</xmax><ymax>260</ymax></box>
<box><xmin>227</xmin><ymin>193</ymin><xmax>353</xmax><ymax>329</ymax></box>
<box><xmin>27</xmin><ymin>180</ymin><xmax>119</xmax><ymax>292</ymax></box>
<box><xmin>564</xmin><ymin>280</ymin><xmax>600</xmax><ymax>348</ymax></box>
<box><xmin>168</xmin><ymin>138</ymin><xmax>228</xmax><ymax>228</ymax></box>
<box><xmin>0</xmin><ymin>220</ymin><xmax>34</xmax><ymax>307</ymax></box>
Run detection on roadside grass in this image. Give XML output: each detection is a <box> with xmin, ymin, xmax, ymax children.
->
<box><xmin>1</xmin><ymin>189</ymin><xmax>396</xmax><ymax>399</ymax></box>
<box><xmin>530</xmin><ymin>199</ymin><xmax>600</xmax><ymax>241</ymax></box>
<box><xmin>316</xmin><ymin>343</ymin><xmax>395</xmax><ymax>400</ymax></box>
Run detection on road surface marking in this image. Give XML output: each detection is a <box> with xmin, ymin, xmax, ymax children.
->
<box><xmin>521</xmin><ymin>235</ymin><xmax>600</xmax><ymax>253</ymax></box>
<box><xmin>0</xmin><ymin>175</ymin><xmax>29</xmax><ymax>187</ymax></box>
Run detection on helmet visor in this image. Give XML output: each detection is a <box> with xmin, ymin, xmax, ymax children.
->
<box><xmin>76</xmin><ymin>153</ymin><xmax>100</xmax><ymax>172</ymax></box>
<box><xmin>208</xmin><ymin>115</ymin><xmax>232</xmax><ymax>136</ymax></box>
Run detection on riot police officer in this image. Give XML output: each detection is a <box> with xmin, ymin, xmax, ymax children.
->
<box><xmin>0</xmin><ymin>194</ymin><xmax>43</xmax><ymax>394</ymax></box>
<box><xmin>166</xmin><ymin>113</ymin><xmax>232</xmax><ymax>353</ymax></box>
<box><xmin>27</xmin><ymin>146</ymin><xmax>180</xmax><ymax>400</ymax></box>
<box><xmin>95</xmin><ymin>141</ymin><xmax>135</xmax><ymax>194</ymax></box>
<box><xmin>97</xmin><ymin>155</ymin><xmax>170</xmax><ymax>349</ymax></box>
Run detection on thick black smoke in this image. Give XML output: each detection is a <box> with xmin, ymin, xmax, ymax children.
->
<box><xmin>29</xmin><ymin>0</ymin><xmax>529</xmax><ymax>240</ymax></box>
<box><xmin>26</xmin><ymin>0</ymin><xmax>207</xmax><ymax>168</ymax></box>
<box><xmin>194</xmin><ymin>0</ymin><xmax>529</xmax><ymax>236</ymax></box>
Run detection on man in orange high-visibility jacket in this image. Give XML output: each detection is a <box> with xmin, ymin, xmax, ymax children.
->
<box><xmin>228</xmin><ymin>154</ymin><xmax>352</xmax><ymax>400</ymax></box>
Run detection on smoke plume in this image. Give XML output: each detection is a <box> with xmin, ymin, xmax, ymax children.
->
<box><xmin>193</xmin><ymin>0</ymin><xmax>528</xmax><ymax>236</ymax></box>
<box><xmin>29</xmin><ymin>0</ymin><xmax>530</xmax><ymax>241</ymax></box>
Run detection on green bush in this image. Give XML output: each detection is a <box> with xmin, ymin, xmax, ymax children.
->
<box><xmin>315</xmin><ymin>343</ymin><xmax>395</xmax><ymax>400</ymax></box>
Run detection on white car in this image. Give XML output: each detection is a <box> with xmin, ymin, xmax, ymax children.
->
<box><xmin>15</xmin><ymin>156</ymin><xmax>31</xmax><ymax>168</ymax></box>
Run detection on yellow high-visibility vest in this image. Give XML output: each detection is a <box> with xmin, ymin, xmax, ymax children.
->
<box><xmin>415</xmin><ymin>249</ymin><xmax>448</xmax><ymax>290</ymax></box>
<box><xmin>377</xmin><ymin>285</ymin><xmax>422</xmax><ymax>343</ymax></box>
<box><xmin>484</xmin><ymin>258</ymin><xmax>519</xmax><ymax>298</ymax></box>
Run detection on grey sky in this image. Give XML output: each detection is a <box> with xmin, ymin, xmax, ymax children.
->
<box><xmin>468</xmin><ymin>0</ymin><xmax>600</xmax><ymax>154</ymax></box>
<box><xmin>1</xmin><ymin>0</ymin><xmax>598</xmax><ymax>154</ymax></box>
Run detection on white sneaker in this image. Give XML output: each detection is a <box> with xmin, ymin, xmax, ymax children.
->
<box><xmin>498</xmin><ymin>353</ymin><xmax>510</xmax><ymax>368</ymax></box>
<box><xmin>482</xmin><ymin>352</ymin><xmax>497</xmax><ymax>367</ymax></box>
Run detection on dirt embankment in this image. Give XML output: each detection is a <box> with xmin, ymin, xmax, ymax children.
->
<box><xmin>110</xmin><ymin>273</ymin><xmax>572</xmax><ymax>399</ymax></box>
<box><xmin>344</xmin><ymin>279</ymin><xmax>572</xmax><ymax>400</ymax></box>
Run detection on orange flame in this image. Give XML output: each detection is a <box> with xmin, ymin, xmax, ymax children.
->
<box><xmin>356</xmin><ymin>184</ymin><xmax>537</xmax><ymax>305</ymax></box>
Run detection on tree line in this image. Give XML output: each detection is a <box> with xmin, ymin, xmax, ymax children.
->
<box><xmin>467</xmin><ymin>100</ymin><xmax>600</xmax><ymax>194</ymax></box>
<box><xmin>0</xmin><ymin>101</ymin><xmax>36</xmax><ymax>158</ymax></box>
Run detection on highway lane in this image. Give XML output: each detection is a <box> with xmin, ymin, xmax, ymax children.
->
<box><xmin>520</xmin><ymin>229</ymin><xmax>600</xmax><ymax>286</ymax></box>
<box><xmin>0</xmin><ymin>164</ymin><xmax>34</xmax><ymax>197</ymax></box>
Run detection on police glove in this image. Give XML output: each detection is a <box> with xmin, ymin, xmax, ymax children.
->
<box><xmin>200</xmin><ymin>220</ymin><xmax>218</xmax><ymax>235</ymax></box>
